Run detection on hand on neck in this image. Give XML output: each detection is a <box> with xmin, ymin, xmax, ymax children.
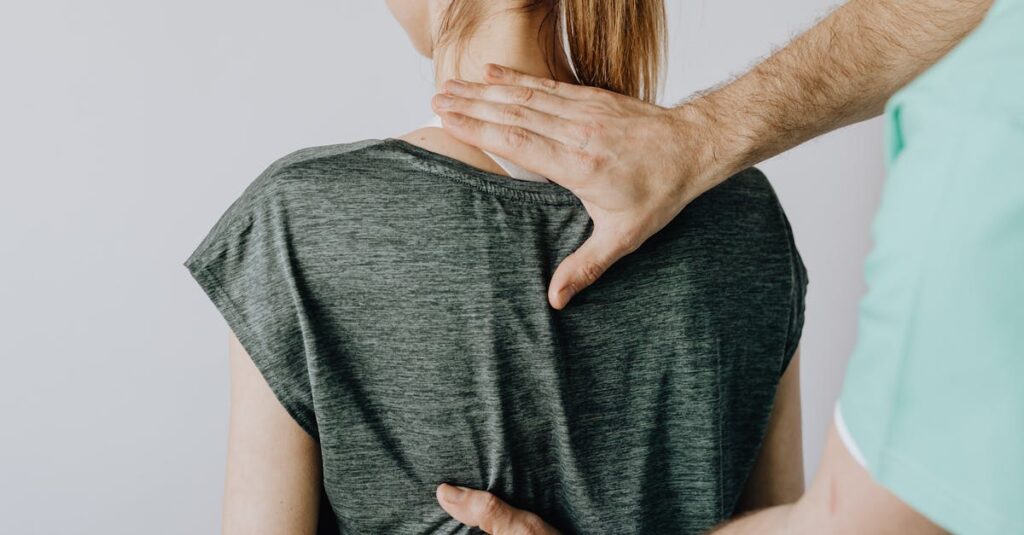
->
<box><xmin>398</xmin><ymin>1</ymin><xmax>573</xmax><ymax>181</ymax></box>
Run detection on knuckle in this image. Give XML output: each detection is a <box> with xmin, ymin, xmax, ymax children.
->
<box><xmin>572</xmin><ymin>149</ymin><xmax>601</xmax><ymax>173</ymax></box>
<box><xmin>579</xmin><ymin>261</ymin><xmax>605</xmax><ymax>285</ymax></box>
<box><xmin>513</xmin><ymin>514</ymin><xmax>546</xmax><ymax>535</ymax></box>
<box><xmin>617</xmin><ymin>232</ymin><xmax>641</xmax><ymax>255</ymax></box>
<box><xmin>504</xmin><ymin>126</ymin><xmax>529</xmax><ymax>148</ymax></box>
<box><xmin>512</xmin><ymin>86</ymin><xmax>535</xmax><ymax>104</ymax></box>
<box><xmin>480</xmin><ymin>493</ymin><xmax>504</xmax><ymax>519</ymax></box>
<box><xmin>563</xmin><ymin>278</ymin><xmax>580</xmax><ymax>298</ymax></box>
<box><xmin>576</xmin><ymin>122</ymin><xmax>602</xmax><ymax>144</ymax></box>
<box><xmin>571</xmin><ymin>148</ymin><xmax>590</xmax><ymax>168</ymax></box>
<box><xmin>539</xmin><ymin>77</ymin><xmax>559</xmax><ymax>92</ymax></box>
<box><xmin>501</xmin><ymin>104</ymin><xmax>526</xmax><ymax>124</ymax></box>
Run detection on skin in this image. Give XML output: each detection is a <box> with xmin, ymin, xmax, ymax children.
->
<box><xmin>436</xmin><ymin>351</ymin><xmax>806</xmax><ymax>533</ymax></box>
<box><xmin>225</xmin><ymin>341</ymin><xmax>805</xmax><ymax>533</ymax></box>
<box><xmin>438</xmin><ymin>422</ymin><xmax>947</xmax><ymax>535</ymax></box>
<box><xmin>710</xmin><ymin>427</ymin><xmax>945</xmax><ymax>535</ymax></box>
<box><xmin>432</xmin><ymin>0</ymin><xmax>993</xmax><ymax>310</ymax></box>
<box><xmin>388</xmin><ymin>0</ymin><xmax>578</xmax><ymax>180</ymax></box>
<box><xmin>223</xmin><ymin>332</ymin><xmax>321</xmax><ymax>535</ymax></box>
<box><xmin>428</xmin><ymin>0</ymin><xmax>993</xmax><ymax>532</ymax></box>
<box><xmin>734</xmin><ymin>350</ymin><xmax>804</xmax><ymax>513</ymax></box>
<box><xmin>222</xmin><ymin>1</ymin><xmax>810</xmax><ymax>531</ymax></box>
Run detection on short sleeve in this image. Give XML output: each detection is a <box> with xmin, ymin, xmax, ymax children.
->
<box><xmin>183</xmin><ymin>175</ymin><xmax>318</xmax><ymax>440</ymax></box>
<box><xmin>780</xmin><ymin>210</ymin><xmax>808</xmax><ymax>374</ymax></box>
<box><xmin>840</xmin><ymin>87</ymin><xmax>1024</xmax><ymax>535</ymax></box>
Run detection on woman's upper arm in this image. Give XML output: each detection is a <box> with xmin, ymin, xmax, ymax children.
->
<box><xmin>223</xmin><ymin>330</ymin><xmax>322</xmax><ymax>535</ymax></box>
<box><xmin>735</xmin><ymin>347</ymin><xmax>805</xmax><ymax>513</ymax></box>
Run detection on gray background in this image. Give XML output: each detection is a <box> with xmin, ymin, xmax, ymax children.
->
<box><xmin>0</xmin><ymin>1</ymin><xmax>882</xmax><ymax>533</ymax></box>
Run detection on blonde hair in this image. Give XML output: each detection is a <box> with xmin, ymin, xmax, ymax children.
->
<box><xmin>436</xmin><ymin>0</ymin><xmax>666</xmax><ymax>103</ymax></box>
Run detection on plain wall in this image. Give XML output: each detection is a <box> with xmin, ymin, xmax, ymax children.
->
<box><xmin>0</xmin><ymin>1</ymin><xmax>883</xmax><ymax>533</ymax></box>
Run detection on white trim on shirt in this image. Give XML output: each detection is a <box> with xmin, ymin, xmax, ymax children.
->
<box><xmin>835</xmin><ymin>402</ymin><xmax>869</xmax><ymax>468</ymax></box>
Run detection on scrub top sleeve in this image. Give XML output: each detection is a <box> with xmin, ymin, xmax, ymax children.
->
<box><xmin>184</xmin><ymin>176</ymin><xmax>319</xmax><ymax>441</ymax></box>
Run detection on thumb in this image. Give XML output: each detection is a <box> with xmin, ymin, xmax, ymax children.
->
<box><xmin>548</xmin><ymin>229</ymin><xmax>628</xmax><ymax>310</ymax></box>
<box><xmin>436</xmin><ymin>484</ymin><xmax>554</xmax><ymax>534</ymax></box>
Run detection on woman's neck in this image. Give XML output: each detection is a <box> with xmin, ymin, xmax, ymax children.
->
<box><xmin>399</xmin><ymin>4</ymin><xmax>576</xmax><ymax>180</ymax></box>
<box><xmin>432</xmin><ymin>6</ymin><xmax>576</xmax><ymax>92</ymax></box>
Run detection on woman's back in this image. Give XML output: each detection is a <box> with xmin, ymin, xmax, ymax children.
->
<box><xmin>184</xmin><ymin>138</ymin><xmax>806</xmax><ymax>533</ymax></box>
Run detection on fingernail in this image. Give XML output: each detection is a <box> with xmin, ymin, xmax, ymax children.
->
<box><xmin>438</xmin><ymin>484</ymin><xmax>467</xmax><ymax>503</ymax></box>
<box><xmin>486</xmin><ymin>64</ymin><xmax>505</xmax><ymax>78</ymax></box>
<box><xmin>433</xmin><ymin>94</ymin><xmax>454</xmax><ymax>108</ymax></box>
<box><xmin>443</xmin><ymin>79</ymin><xmax>467</xmax><ymax>95</ymax></box>
<box><xmin>442</xmin><ymin>113</ymin><xmax>464</xmax><ymax>126</ymax></box>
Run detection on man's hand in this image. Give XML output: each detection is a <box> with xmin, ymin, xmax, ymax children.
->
<box><xmin>433</xmin><ymin>65</ymin><xmax>722</xmax><ymax>309</ymax></box>
<box><xmin>432</xmin><ymin>1</ymin><xmax>990</xmax><ymax>310</ymax></box>
<box><xmin>435</xmin><ymin>426</ymin><xmax>944</xmax><ymax>535</ymax></box>
<box><xmin>436</xmin><ymin>483</ymin><xmax>561</xmax><ymax>535</ymax></box>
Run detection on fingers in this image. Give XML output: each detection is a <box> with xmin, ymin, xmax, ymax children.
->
<box><xmin>436</xmin><ymin>484</ymin><xmax>556</xmax><ymax>535</ymax></box>
<box><xmin>437</xmin><ymin>111</ymin><xmax>572</xmax><ymax>182</ymax></box>
<box><xmin>548</xmin><ymin>228</ymin><xmax>632</xmax><ymax>310</ymax></box>
<box><xmin>437</xmin><ymin>79</ymin><xmax>571</xmax><ymax>118</ymax></box>
<box><xmin>432</xmin><ymin>92</ymin><xmax>579</xmax><ymax>146</ymax></box>
<box><xmin>482</xmin><ymin>63</ymin><xmax>589</xmax><ymax>100</ymax></box>
<box><xmin>432</xmin><ymin>64</ymin><xmax>616</xmax><ymax>187</ymax></box>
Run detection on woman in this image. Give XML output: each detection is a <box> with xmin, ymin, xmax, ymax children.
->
<box><xmin>184</xmin><ymin>1</ymin><xmax>807</xmax><ymax>533</ymax></box>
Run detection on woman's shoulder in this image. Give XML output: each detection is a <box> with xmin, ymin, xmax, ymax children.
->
<box><xmin>685</xmin><ymin>166</ymin><xmax>788</xmax><ymax>229</ymax></box>
<box><xmin>711</xmin><ymin>166</ymin><xmax>778</xmax><ymax>205</ymax></box>
<box><xmin>207</xmin><ymin>139</ymin><xmax>401</xmax><ymax>229</ymax></box>
<box><xmin>259</xmin><ymin>139</ymin><xmax>391</xmax><ymax>183</ymax></box>
<box><xmin>237</xmin><ymin>138</ymin><xmax>414</xmax><ymax>200</ymax></box>
<box><xmin>656</xmin><ymin>165</ymin><xmax>800</xmax><ymax>266</ymax></box>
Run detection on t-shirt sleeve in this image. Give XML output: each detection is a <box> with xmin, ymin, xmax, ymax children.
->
<box><xmin>780</xmin><ymin>210</ymin><xmax>808</xmax><ymax>375</ymax></box>
<box><xmin>183</xmin><ymin>175</ymin><xmax>318</xmax><ymax>440</ymax></box>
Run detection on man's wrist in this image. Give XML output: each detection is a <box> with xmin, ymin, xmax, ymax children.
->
<box><xmin>667</xmin><ymin>96</ymin><xmax>759</xmax><ymax>203</ymax></box>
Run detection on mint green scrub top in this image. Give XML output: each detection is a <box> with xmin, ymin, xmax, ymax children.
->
<box><xmin>837</xmin><ymin>0</ymin><xmax>1024</xmax><ymax>533</ymax></box>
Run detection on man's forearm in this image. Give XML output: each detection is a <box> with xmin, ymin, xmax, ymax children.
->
<box><xmin>682</xmin><ymin>0</ymin><xmax>992</xmax><ymax>181</ymax></box>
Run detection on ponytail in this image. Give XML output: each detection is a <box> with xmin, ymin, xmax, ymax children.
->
<box><xmin>437</xmin><ymin>0</ymin><xmax>666</xmax><ymax>103</ymax></box>
<box><xmin>560</xmin><ymin>0</ymin><xmax>666</xmax><ymax>102</ymax></box>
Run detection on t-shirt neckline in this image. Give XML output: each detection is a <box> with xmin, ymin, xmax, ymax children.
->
<box><xmin>381</xmin><ymin>138</ymin><xmax>583</xmax><ymax>207</ymax></box>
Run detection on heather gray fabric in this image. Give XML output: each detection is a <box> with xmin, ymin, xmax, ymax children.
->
<box><xmin>184</xmin><ymin>138</ymin><xmax>807</xmax><ymax>534</ymax></box>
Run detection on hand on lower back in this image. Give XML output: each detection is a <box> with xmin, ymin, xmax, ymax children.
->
<box><xmin>437</xmin><ymin>484</ymin><xmax>560</xmax><ymax>535</ymax></box>
<box><xmin>432</xmin><ymin>64</ymin><xmax>719</xmax><ymax>309</ymax></box>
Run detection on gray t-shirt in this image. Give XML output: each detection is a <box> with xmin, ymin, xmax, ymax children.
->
<box><xmin>184</xmin><ymin>138</ymin><xmax>807</xmax><ymax>534</ymax></box>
